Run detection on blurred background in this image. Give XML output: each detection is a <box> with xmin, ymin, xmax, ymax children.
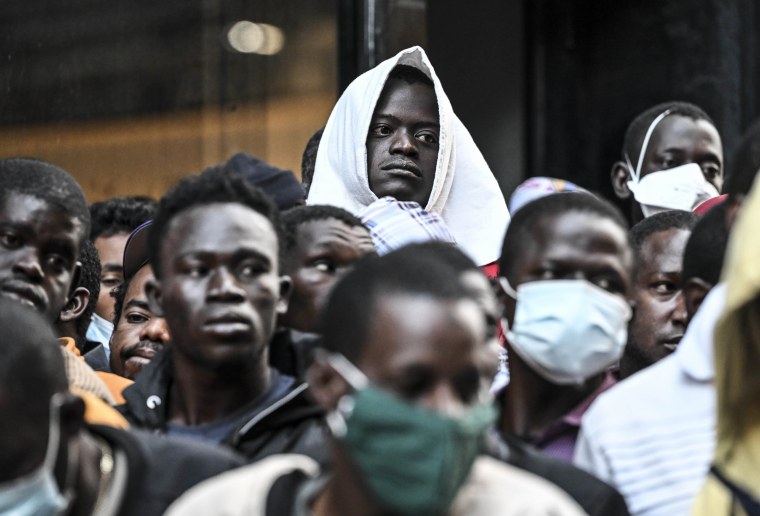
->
<box><xmin>1</xmin><ymin>0</ymin><xmax>758</xmax><ymax>205</ymax></box>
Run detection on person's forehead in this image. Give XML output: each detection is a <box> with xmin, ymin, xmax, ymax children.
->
<box><xmin>0</xmin><ymin>192</ymin><xmax>84</xmax><ymax>244</ymax></box>
<box><xmin>637</xmin><ymin>228</ymin><xmax>691</xmax><ymax>275</ymax></box>
<box><xmin>525</xmin><ymin>211</ymin><xmax>632</xmax><ymax>269</ymax></box>
<box><xmin>94</xmin><ymin>232</ymin><xmax>130</xmax><ymax>264</ymax></box>
<box><xmin>374</xmin><ymin>78</ymin><xmax>437</xmax><ymax>116</ymax></box>
<box><xmin>297</xmin><ymin>219</ymin><xmax>372</xmax><ymax>250</ymax></box>
<box><xmin>358</xmin><ymin>294</ymin><xmax>484</xmax><ymax>376</ymax></box>
<box><xmin>649</xmin><ymin>116</ymin><xmax>722</xmax><ymax>154</ymax></box>
<box><xmin>125</xmin><ymin>265</ymin><xmax>154</xmax><ymax>302</ymax></box>
<box><xmin>163</xmin><ymin>203</ymin><xmax>279</xmax><ymax>259</ymax></box>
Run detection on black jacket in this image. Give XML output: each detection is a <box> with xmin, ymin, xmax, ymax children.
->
<box><xmin>118</xmin><ymin>345</ymin><xmax>329</xmax><ymax>464</ymax></box>
<box><xmin>91</xmin><ymin>424</ymin><xmax>244</xmax><ymax>516</ymax></box>
<box><xmin>486</xmin><ymin>430</ymin><xmax>630</xmax><ymax>516</ymax></box>
<box><xmin>268</xmin><ymin>328</ymin><xmax>322</xmax><ymax>380</ymax></box>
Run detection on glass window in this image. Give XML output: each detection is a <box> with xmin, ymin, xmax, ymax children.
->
<box><xmin>0</xmin><ymin>0</ymin><xmax>337</xmax><ymax>200</ymax></box>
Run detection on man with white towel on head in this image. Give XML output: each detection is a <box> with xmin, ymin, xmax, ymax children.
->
<box><xmin>307</xmin><ymin>46</ymin><xmax>510</xmax><ymax>268</ymax></box>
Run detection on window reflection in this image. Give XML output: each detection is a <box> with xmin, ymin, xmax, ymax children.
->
<box><xmin>0</xmin><ymin>0</ymin><xmax>337</xmax><ymax>200</ymax></box>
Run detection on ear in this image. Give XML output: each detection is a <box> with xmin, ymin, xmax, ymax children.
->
<box><xmin>145</xmin><ymin>278</ymin><xmax>165</xmax><ymax>317</ymax></box>
<box><xmin>495</xmin><ymin>278</ymin><xmax>517</xmax><ymax>327</ymax></box>
<box><xmin>58</xmin><ymin>286</ymin><xmax>90</xmax><ymax>323</ymax></box>
<box><xmin>306</xmin><ymin>353</ymin><xmax>351</xmax><ymax>412</ymax></box>
<box><xmin>276</xmin><ymin>275</ymin><xmax>292</xmax><ymax>316</ymax></box>
<box><xmin>683</xmin><ymin>278</ymin><xmax>712</xmax><ymax>320</ymax></box>
<box><xmin>611</xmin><ymin>161</ymin><xmax>632</xmax><ymax>200</ymax></box>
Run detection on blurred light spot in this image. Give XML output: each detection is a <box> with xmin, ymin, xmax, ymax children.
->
<box><xmin>227</xmin><ymin>21</ymin><xmax>285</xmax><ymax>55</ymax></box>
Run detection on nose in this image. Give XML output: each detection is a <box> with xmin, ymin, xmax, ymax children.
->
<box><xmin>142</xmin><ymin>316</ymin><xmax>170</xmax><ymax>344</ymax></box>
<box><xmin>389</xmin><ymin>130</ymin><xmax>418</xmax><ymax>157</ymax></box>
<box><xmin>12</xmin><ymin>247</ymin><xmax>43</xmax><ymax>281</ymax></box>
<box><xmin>419</xmin><ymin>382</ymin><xmax>467</xmax><ymax>418</ymax></box>
<box><xmin>671</xmin><ymin>291</ymin><xmax>688</xmax><ymax>328</ymax></box>
<box><xmin>207</xmin><ymin>267</ymin><xmax>246</xmax><ymax>302</ymax></box>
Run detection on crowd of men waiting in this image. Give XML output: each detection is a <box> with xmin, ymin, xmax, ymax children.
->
<box><xmin>2</xmin><ymin>45</ymin><xmax>760</xmax><ymax>515</ymax></box>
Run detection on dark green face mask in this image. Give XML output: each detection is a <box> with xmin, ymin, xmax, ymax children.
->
<box><xmin>327</xmin><ymin>354</ymin><xmax>496</xmax><ymax>516</ymax></box>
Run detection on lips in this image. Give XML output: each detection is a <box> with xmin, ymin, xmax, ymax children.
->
<box><xmin>0</xmin><ymin>281</ymin><xmax>45</xmax><ymax>311</ymax></box>
<box><xmin>381</xmin><ymin>160</ymin><xmax>422</xmax><ymax>178</ymax></box>
<box><xmin>661</xmin><ymin>335</ymin><xmax>684</xmax><ymax>352</ymax></box>
<box><xmin>202</xmin><ymin>313</ymin><xmax>254</xmax><ymax>339</ymax></box>
<box><xmin>121</xmin><ymin>341</ymin><xmax>163</xmax><ymax>378</ymax></box>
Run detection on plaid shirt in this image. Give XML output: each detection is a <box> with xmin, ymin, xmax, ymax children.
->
<box><xmin>359</xmin><ymin>197</ymin><xmax>457</xmax><ymax>255</ymax></box>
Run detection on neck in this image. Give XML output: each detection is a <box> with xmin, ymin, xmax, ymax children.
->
<box><xmin>313</xmin><ymin>441</ymin><xmax>387</xmax><ymax>516</ymax></box>
<box><xmin>169</xmin><ymin>350</ymin><xmax>272</xmax><ymax>426</ymax></box>
<box><xmin>498</xmin><ymin>353</ymin><xmax>604</xmax><ymax>440</ymax></box>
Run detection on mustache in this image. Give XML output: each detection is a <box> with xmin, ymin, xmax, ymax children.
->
<box><xmin>121</xmin><ymin>339</ymin><xmax>164</xmax><ymax>359</ymax></box>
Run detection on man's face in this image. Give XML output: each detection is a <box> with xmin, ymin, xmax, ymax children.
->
<box><xmin>507</xmin><ymin>211</ymin><xmax>633</xmax><ymax>324</ymax></box>
<box><xmin>281</xmin><ymin>218</ymin><xmax>375</xmax><ymax>333</ymax></box>
<box><xmin>366</xmin><ymin>78</ymin><xmax>439</xmax><ymax>208</ymax></box>
<box><xmin>0</xmin><ymin>193</ymin><xmax>82</xmax><ymax>322</ymax></box>
<box><xmin>153</xmin><ymin>204</ymin><xmax>287</xmax><ymax>371</ymax></box>
<box><xmin>358</xmin><ymin>294</ymin><xmax>486</xmax><ymax>415</ymax></box>
<box><xmin>110</xmin><ymin>265</ymin><xmax>169</xmax><ymax>380</ymax></box>
<box><xmin>460</xmin><ymin>270</ymin><xmax>502</xmax><ymax>381</ymax></box>
<box><xmin>627</xmin><ymin>228</ymin><xmax>690</xmax><ymax>364</ymax></box>
<box><xmin>94</xmin><ymin>231</ymin><xmax>129</xmax><ymax>321</ymax></box>
<box><xmin>639</xmin><ymin>115</ymin><xmax>724</xmax><ymax>192</ymax></box>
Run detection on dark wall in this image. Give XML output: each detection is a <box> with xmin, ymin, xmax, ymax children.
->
<box><xmin>427</xmin><ymin>1</ymin><xmax>525</xmax><ymax>200</ymax></box>
<box><xmin>423</xmin><ymin>0</ymin><xmax>760</xmax><ymax>207</ymax></box>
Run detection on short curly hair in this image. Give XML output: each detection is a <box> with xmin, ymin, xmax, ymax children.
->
<box><xmin>149</xmin><ymin>167</ymin><xmax>281</xmax><ymax>278</ymax></box>
<box><xmin>89</xmin><ymin>196</ymin><xmax>156</xmax><ymax>240</ymax></box>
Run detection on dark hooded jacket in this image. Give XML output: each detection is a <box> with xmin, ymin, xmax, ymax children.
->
<box><xmin>118</xmin><ymin>345</ymin><xmax>328</xmax><ymax>464</ymax></box>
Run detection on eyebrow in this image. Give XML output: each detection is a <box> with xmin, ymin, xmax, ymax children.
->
<box><xmin>102</xmin><ymin>263</ymin><xmax>123</xmax><ymax>273</ymax></box>
<box><xmin>176</xmin><ymin>247</ymin><xmax>273</xmax><ymax>264</ymax></box>
<box><xmin>371</xmin><ymin>113</ymin><xmax>440</xmax><ymax>128</ymax></box>
<box><xmin>649</xmin><ymin>270</ymin><xmax>681</xmax><ymax>277</ymax></box>
<box><xmin>124</xmin><ymin>299</ymin><xmax>150</xmax><ymax>311</ymax></box>
<box><xmin>661</xmin><ymin>147</ymin><xmax>722</xmax><ymax>163</ymax></box>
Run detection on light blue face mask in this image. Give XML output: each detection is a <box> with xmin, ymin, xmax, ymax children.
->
<box><xmin>86</xmin><ymin>313</ymin><xmax>114</xmax><ymax>359</ymax></box>
<box><xmin>0</xmin><ymin>395</ymin><xmax>72</xmax><ymax>516</ymax></box>
<box><xmin>500</xmin><ymin>278</ymin><xmax>632</xmax><ymax>385</ymax></box>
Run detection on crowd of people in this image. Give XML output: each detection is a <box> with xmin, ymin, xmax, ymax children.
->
<box><xmin>1</xmin><ymin>45</ymin><xmax>759</xmax><ymax>515</ymax></box>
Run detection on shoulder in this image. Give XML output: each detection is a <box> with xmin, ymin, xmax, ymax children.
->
<box><xmin>500</xmin><ymin>436</ymin><xmax>628</xmax><ymax>516</ymax></box>
<box><xmin>92</xmin><ymin>425</ymin><xmax>246</xmax><ymax>516</ymax></box>
<box><xmin>582</xmin><ymin>354</ymin><xmax>688</xmax><ymax>433</ymax></box>
<box><xmin>450</xmin><ymin>456</ymin><xmax>588</xmax><ymax>516</ymax></box>
<box><xmin>164</xmin><ymin>454</ymin><xmax>319</xmax><ymax>516</ymax></box>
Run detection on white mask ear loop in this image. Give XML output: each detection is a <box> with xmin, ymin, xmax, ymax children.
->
<box><xmin>318</xmin><ymin>351</ymin><xmax>369</xmax><ymax>438</ymax></box>
<box><xmin>627</xmin><ymin>109</ymin><xmax>672</xmax><ymax>183</ymax></box>
<box><xmin>498</xmin><ymin>276</ymin><xmax>518</xmax><ymax>300</ymax></box>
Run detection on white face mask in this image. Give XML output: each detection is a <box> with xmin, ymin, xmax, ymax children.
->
<box><xmin>627</xmin><ymin>162</ymin><xmax>719</xmax><ymax>216</ymax></box>
<box><xmin>500</xmin><ymin>278</ymin><xmax>631</xmax><ymax>385</ymax></box>
<box><xmin>626</xmin><ymin>109</ymin><xmax>719</xmax><ymax>216</ymax></box>
<box><xmin>0</xmin><ymin>395</ymin><xmax>72</xmax><ymax>516</ymax></box>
